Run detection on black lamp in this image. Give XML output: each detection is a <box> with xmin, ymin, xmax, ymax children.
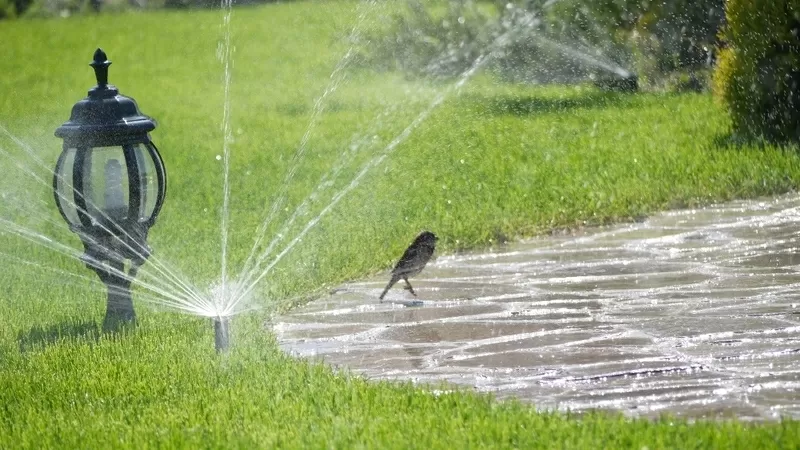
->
<box><xmin>54</xmin><ymin>48</ymin><xmax>167</xmax><ymax>332</ymax></box>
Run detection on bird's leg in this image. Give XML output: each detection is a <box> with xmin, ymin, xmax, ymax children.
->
<box><xmin>403</xmin><ymin>278</ymin><xmax>417</xmax><ymax>297</ymax></box>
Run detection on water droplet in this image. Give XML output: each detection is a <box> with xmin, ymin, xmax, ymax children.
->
<box><xmin>216</xmin><ymin>155</ymin><xmax>222</xmax><ymax>161</ymax></box>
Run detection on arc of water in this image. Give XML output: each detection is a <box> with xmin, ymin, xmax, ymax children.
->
<box><xmin>229</xmin><ymin>104</ymin><xmax>404</xmax><ymax>304</ymax></box>
<box><xmin>0</xmin><ymin>192</ymin><xmax>196</xmax><ymax>307</ymax></box>
<box><xmin>0</xmin><ymin>137</ymin><xmax>210</xmax><ymax>311</ymax></box>
<box><xmin>218</xmin><ymin>0</ymin><xmax>235</xmax><ymax>313</ymax></box>
<box><xmin>502</xmin><ymin>2</ymin><xmax>630</xmax><ymax>78</ymax></box>
<box><xmin>0</xmin><ymin>215</ymin><xmax>214</xmax><ymax>314</ymax></box>
<box><xmin>0</xmin><ymin>131</ymin><xmax>206</xmax><ymax>306</ymax></box>
<box><xmin>235</xmin><ymin>1</ymin><xmax>379</xmax><ymax>293</ymax></box>
<box><xmin>1</xmin><ymin>250</ymin><xmax>212</xmax><ymax>314</ymax></box>
<box><xmin>227</xmin><ymin>9</ymin><xmax>544</xmax><ymax>312</ymax></box>
<box><xmin>530</xmin><ymin>32</ymin><xmax>631</xmax><ymax>78</ymax></box>
<box><xmin>0</xmin><ymin>129</ymin><xmax>206</xmax><ymax>306</ymax></box>
<box><xmin>0</xmin><ymin>250</ymin><xmax>196</xmax><ymax>312</ymax></box>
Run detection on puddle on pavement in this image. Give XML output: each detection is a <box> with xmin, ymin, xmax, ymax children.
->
<box><xmin>273</xmin><ymin>194</ymin><xmax>800</xmax><ymax>420</ymax></box>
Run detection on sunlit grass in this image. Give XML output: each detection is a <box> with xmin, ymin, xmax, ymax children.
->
<box><xmin>1</xmin><ymin>1</ymin><xmax>800</xmax><ymax>447</ymax></box>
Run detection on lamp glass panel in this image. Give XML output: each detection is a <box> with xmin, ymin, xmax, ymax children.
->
<box><xmin>83</xmin><ymin>146</ymin><xmax>130</xmax><ymax>225</ymax></box>
<box><xmin>54</xmin><ymin>147</ymin><xmax>80</xmax><ymax>226</ymax></box>
<box><xmin>133</xmin><ymin>143</ymin><xmax>159</xmax><ymax>221</ymax></box>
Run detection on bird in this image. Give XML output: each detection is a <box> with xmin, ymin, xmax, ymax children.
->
<box><xmin>379</xmin><ymin>231</ymin><xmax>438</xmax><ymax>302</ymax></box>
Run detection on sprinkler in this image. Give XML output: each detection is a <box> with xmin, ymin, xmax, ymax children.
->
<box><xmin>214</xmin><ymin>316</ymin><xmax>230</xmax><ymax>353</ymax></box>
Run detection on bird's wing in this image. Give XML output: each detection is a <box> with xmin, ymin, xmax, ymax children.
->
<box><xmin>393</xmin><ymin>245</ymin><xmax>421</xmax><ymax>273</ymax></box>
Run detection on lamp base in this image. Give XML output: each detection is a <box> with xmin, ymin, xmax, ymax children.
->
<box><xmin>102</xmin><ymin>298</ymin><xmax>136</xmax><ymax>333</ymax></box>
<box><xmin>100</xmin><ymin>260</ymin><xmax>137</xmax><ymax>333</ymax></box>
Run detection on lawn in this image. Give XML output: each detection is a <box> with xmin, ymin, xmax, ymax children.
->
<box><xmin>1</xmin><ymin>0</ymin><xmax>800</xmax><ymax>448</ymax></box>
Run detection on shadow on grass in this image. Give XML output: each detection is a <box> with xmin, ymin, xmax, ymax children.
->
<box><xmin>18</xmin><ymin>320</ymin><xmax>100</xmax><ymax>353</ymax></box>
<box><xmin>712</xmin><ymin>132</ymin><xmax>800</xmax><ymax>151</ymax></box>
<box><xmin>461</xmin><ymin>90</ymin><xmax>641</xmax><ymax>117</ymax></box>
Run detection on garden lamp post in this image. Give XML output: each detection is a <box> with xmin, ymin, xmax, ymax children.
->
<box><xmin>54</xmin><ymin>48</ymin><xmax>167</xmax><ymax>332</ymax></box>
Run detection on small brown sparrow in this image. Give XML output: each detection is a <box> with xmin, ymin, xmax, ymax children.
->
<box><xmin>379</xmin><ymin>231</ymin><xmax>438</xmax><ymax>301</ymax></box>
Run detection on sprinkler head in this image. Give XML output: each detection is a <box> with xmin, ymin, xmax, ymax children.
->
<box><xmin>214</xmin><ymin>316</ymin><xmax>230</xmax><ymax>353</ymax></box>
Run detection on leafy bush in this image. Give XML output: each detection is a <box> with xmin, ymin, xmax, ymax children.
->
<box><xmin>20</xmin><ymin>0</ymin><xmax>91</xmax><ymax>17</ymax></box>
<box><xmin>364</xmin><ymin>0</ymin><xmax>634</xmax><ymax>84</ymax></box>
<box><xmin>491</xmin><ymin>0</ymin><xmax>634</xmax><ymax>84</ymax></box>
<box><xmin>0</xmin><ymin>0</ymin><xmax>16</xmax><ymax>19</ymax></box>
<box><xmin>366</xmin><ymin>0</ymin><xmax>723</xmax><ymax>90</ymax></box>
<box><xmin>364</xmin><ymin>0</ymin><xmax>495</xmax><ymax>79</ymax></box>
<box><xmin>159</xmin><ymin>0</ymin><xmax>283</xmax><ymax>9</ymax></box>
<box><xmin>713</xmin><ymin>0</ymin><xmax>800</xmax><ymax>143</ymax></box>
<box><xmin>629</xmin><ymin>0</ymin><xmax>724</xmax><ymax>88</ymax></box>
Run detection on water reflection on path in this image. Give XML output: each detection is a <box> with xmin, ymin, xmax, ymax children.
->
<box><xmin>274</xmin><ymin>194</ymin><xmax>800</xmax><ymax>420</ymax></box>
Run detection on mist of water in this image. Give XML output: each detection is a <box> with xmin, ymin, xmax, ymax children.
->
<box><xmin>0</xmin><ymin>131</ymin><xmax>211</xmax><ymax>317</ymax></box>
<box><xmin>226</xmin><ymin>10</ymin><xmax>545</xmax><ymax>316</ymax></box>
<box><xmin>234</xmin><ymin>0</ymin><xmax>381</xmax><ymax>306</ymax></box>
<box><xmin>274</xmin><ymin>194</ymin><xmax>800</xmax><ymax>420</ymax></box>
<box><xmin>0</xmin><ymin>0</ymin><xmax>641</xmax><ymax>344</ymax></box>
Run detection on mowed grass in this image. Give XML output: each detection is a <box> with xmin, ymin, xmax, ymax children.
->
<box><xmin>1</xmin><ymin>1</ymin><xmax>800</xmax><ymax>447</ymax></box>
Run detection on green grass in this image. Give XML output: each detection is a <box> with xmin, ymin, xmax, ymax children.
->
<box><xmin>1</xmin><ymin>1</ymin><xmax>800</xmax><ymax>447</ymax></box>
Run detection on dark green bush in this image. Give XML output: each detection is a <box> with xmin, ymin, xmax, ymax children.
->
<box><xmin>0</xmin><ymin>0</ymin><xmax>16</xmax><ymax>19</ymax></box>
<box><xmin>160</xmin><ymin>0</ymin><xmax>284</xmax><ymax>10</ymax></box>
<box><xmin>364</xmin><ymin>0</ymin><xmax>633</xmax><ymax>83</ymax></box>
<box><xmin>19</xmin><ymin>0</ymin><xmax>91</xmax><ymax>18</ymax></box>
<box><xmin>713</xmin><ymin>0</ymin><xmax>800</xmax><ymax>143</ymax></box>
<box><xmin>366</xmin><ymin>0</ymin><xmax>723</xmax><ymax>90</ymax></box>
<box><xmin>491</xmin><ymin>0</ymin><xmax>634</xmax><ymax>84</ymax></box>
<box><xmin>364</xmin><ymin>0</ymin><xmax>495</xmax><ymax>79</ymax></box>
<box><xmin>0</xmin><ymin>0</ymin><xmax>283</xmax><ymax>18</ymax></box>
<box><xmin>629</xmin><ymin>0</ymin><xmax>724</xmax><ymax>88</ymax></box>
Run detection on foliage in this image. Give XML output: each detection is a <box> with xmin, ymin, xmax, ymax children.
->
<box><xmin>364</xmin><ymin>0</ymin><xmax>631</xmax><ymax>84</ymax></box>
<box><xmin>364</xmin><ymin>0</ymin><xmax>495</xmax><ymax>79</ymax></box>
<box><xmin>2</xmin><ymin>2</ymin><xmax>800</xmax><ymax>446</ymax></box>
<box><xmin>489</xmin><ymin>0</ymin><xmax>632</xmax><ymax>84</ymax></box>
<box><xmin>158</xmin><ymin>0</ymin><xmax>268</xmax><ymax>10</ymax></box>
<box><xmin>598</xmin><ymin>0</ymin><xmax>724</xmax><ymax>87</ymax></box>
<box><xmin>367</xmin><ymin>0</ymin><xmax>724</xmax><ymax>91</ymax></box>
<box><xmin>713</xmin><ymin>0</ymin><xmax>800</xmax><ymax>144</ymax></box>
<box><xmin>0</xmin><ymin>0</ymin><xmax>286</xmax><ymax>17</ymax></box>
<box><xmin>18</xmin><ymin>0</ymin><xmax>94</xmax><ymax>18</ymax></box>
<box><xmin>0</xmin><ymin>0</ymin><xmax>12</xmax><ymax>18</ymax></box>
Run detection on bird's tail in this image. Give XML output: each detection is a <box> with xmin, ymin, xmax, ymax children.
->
<box><xmin>379</xmin><ymin>276</ymin><xmax>399</xmax><ymax>301</ymax></box>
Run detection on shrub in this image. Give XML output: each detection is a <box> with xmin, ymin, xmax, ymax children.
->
<box><xmin>491</xmin><ymin>0</ymin><xmax>634</xmax><ymax>84</ymax></box>
<box><xmin>713</xmin><ymin>0</ymin><xmax>800</xmax><ymax>143</ymax></box>
<box><xmin>365</xmin><ymin>0</ymin><xmax>723</xmax><ymax>91</ymax></box>
<box><xmin>364</xmin><ymin>0</ymin><xmax>633</xmax><ymax>84</ymax></box>
<box><xmin>0</xmin><ymin>0</ymin><xmax>16</xmax><ymax>19</ymax></box>
<box><xmin>364</xmin><ymin>0</ymin><xmax>495</xmax><ymax>79</ymax></box>
<box><xmin>20</xmin><ymin>0</ymin><xmax>91</xmax><ymax>17</ymax></box>
<box><xmin>630</xmin><ymin>0</ymin><xmax>724</xmax><ymax>88</ymax></box>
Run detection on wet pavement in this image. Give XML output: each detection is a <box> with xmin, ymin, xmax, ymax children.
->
<box><xmin>273</xmin><ymin>194</ymin><xmax>800</xmax><ymax>420</ymax></box>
